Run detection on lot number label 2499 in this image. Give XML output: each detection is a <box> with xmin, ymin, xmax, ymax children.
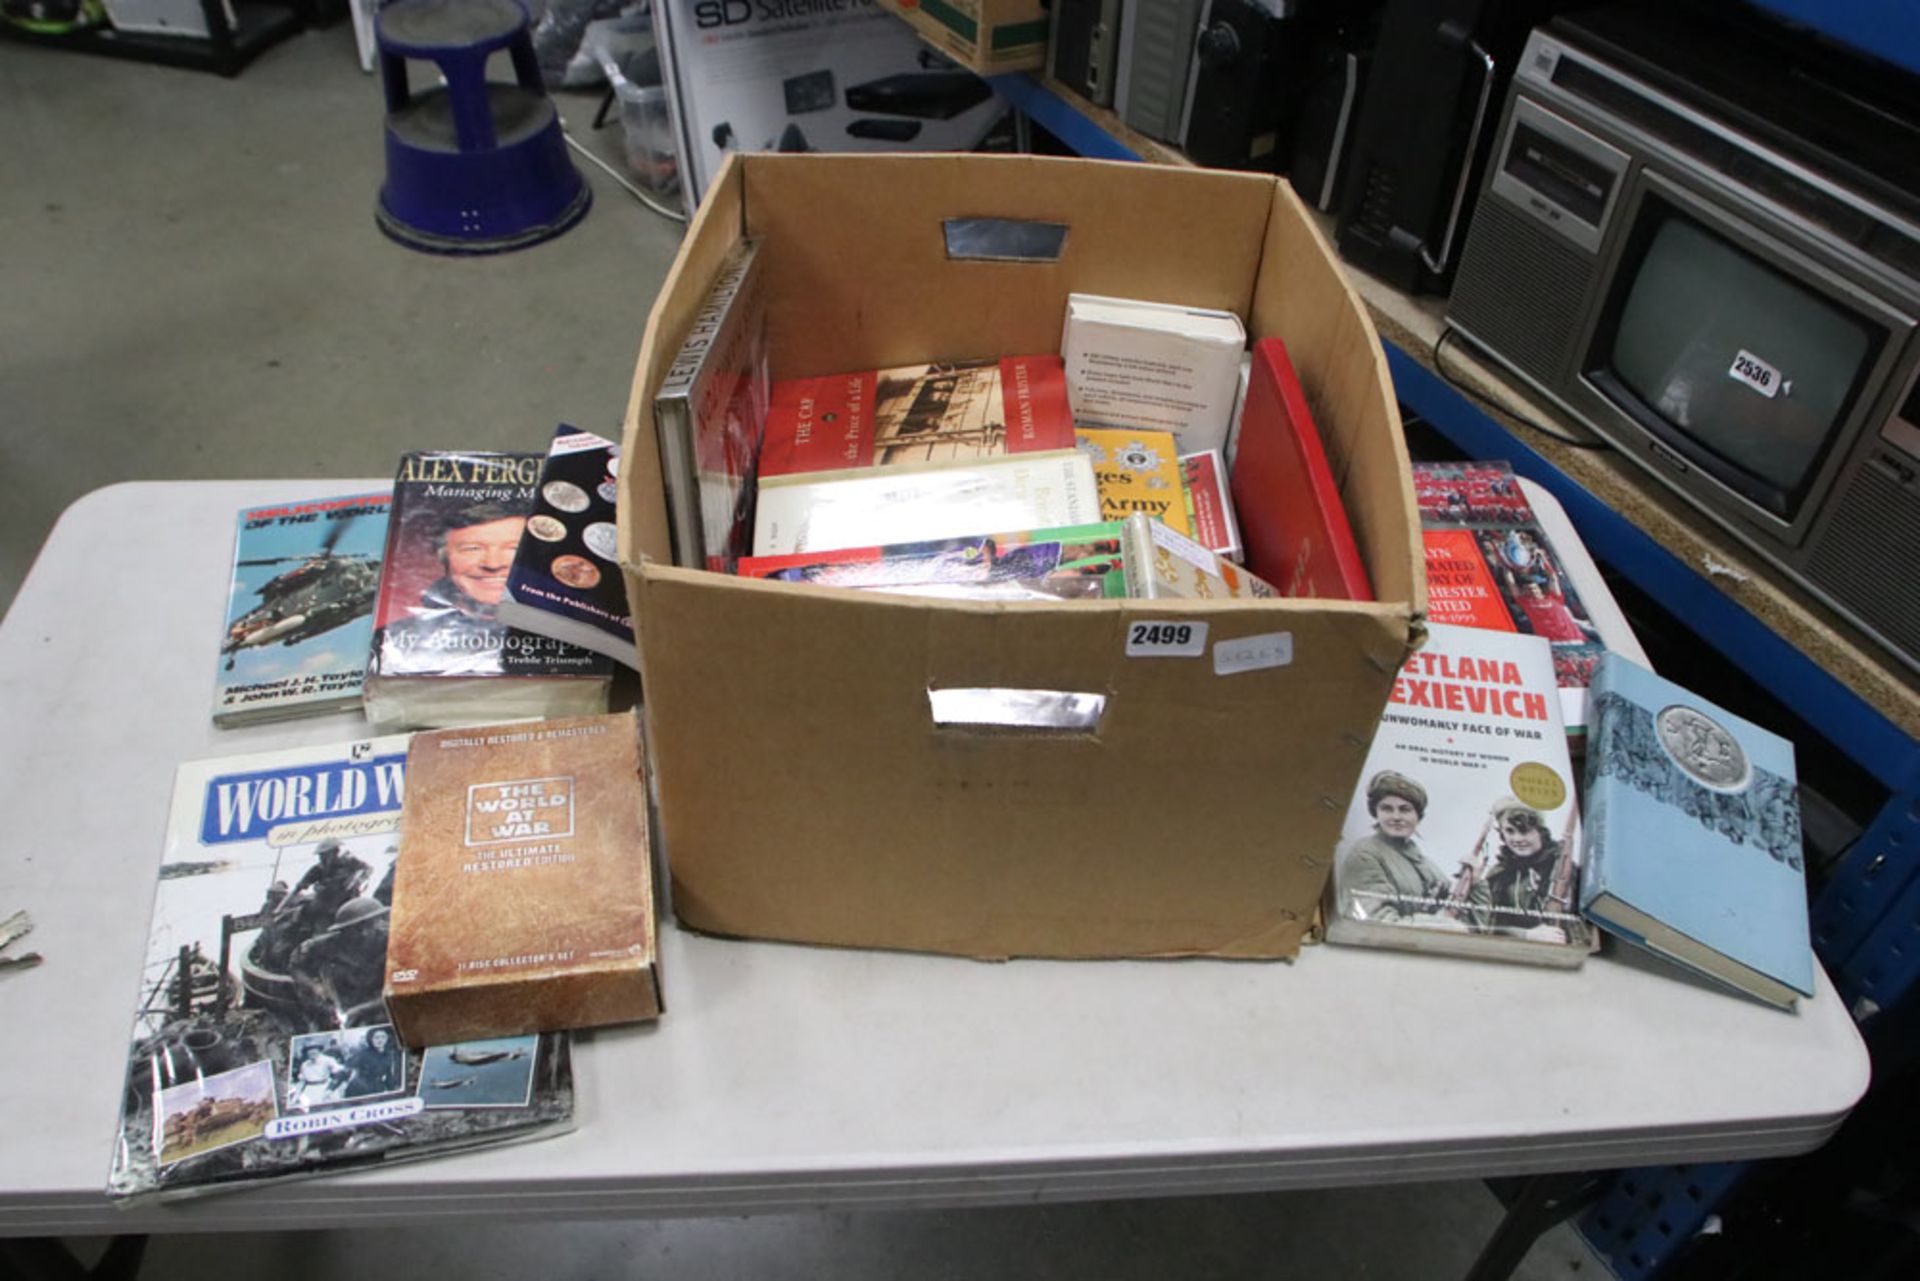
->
<box><xmin>1126</xmin><ymin>621</ymin><xmax>1209</xmax><ymax>657</ymax></box>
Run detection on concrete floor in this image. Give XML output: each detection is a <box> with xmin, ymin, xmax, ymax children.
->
<box><xmin>5</xmin><ymin>23</ymin><xmax>1597</xmax><ymax>1280</ymax></box>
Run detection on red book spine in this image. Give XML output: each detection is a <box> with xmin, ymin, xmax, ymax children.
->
<box><xmin>1230</xmin><ymin>337</ymin><xmax>1374</xmax><ymax>602</ymax></box>
<box><xmin>758</xmin><ymin>371</ymin><xmax>879</xmax><ymax>477</ymax></box>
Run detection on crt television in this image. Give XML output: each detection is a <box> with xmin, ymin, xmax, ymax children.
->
<box><xmin>1446</xmin><ymin>3</ymin><xmax>1920</xmax><ymax>674</ymax></box>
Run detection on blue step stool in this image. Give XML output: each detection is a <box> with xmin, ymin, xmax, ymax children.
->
<box><xmin>375</xmin><ymin>0</ymin><xmax>591</xmax><ymax>254</ymax></box>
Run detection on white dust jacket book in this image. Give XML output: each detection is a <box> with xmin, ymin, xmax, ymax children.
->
<box><xmin>751</xmin><ymin>450</ymin><xmax>1100</xmax><ymax>558</ymax></box>
<box><xmin>1060</xmin><ymin>293</ymin><xmax>1246</xmax><ymax>454</ymax></box>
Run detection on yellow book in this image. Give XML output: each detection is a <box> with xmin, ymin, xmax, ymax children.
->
<box><xmin>1074</xmin><ymin>428</ymin><xmax>1192</xmax><ymax>536</ymax></box>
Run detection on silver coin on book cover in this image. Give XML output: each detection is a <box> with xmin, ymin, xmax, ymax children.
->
<box><xmin>543</xmin><ymin>481</ymin><xmax>591</xmax><ymax>514</ymax></box>
<box><xmin>583</xmin><ymin>522</ymin><xmax>619</xmax><ymax>561</ymax></box>
<box><xmin>1656</xmin><ymin>705</ymin><xmax>1750</xmax><ymax>792</ymax></box>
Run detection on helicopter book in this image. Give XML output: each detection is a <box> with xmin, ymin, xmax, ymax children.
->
<box><xmin>213</xmin><ymin>491</ymin><xmax>392</xmax><ymax>727</ymax></box>
<box><xmin>107</xmin><ymin>733</ymin><xmax>574</xmax><ymax>1202</ymax></box>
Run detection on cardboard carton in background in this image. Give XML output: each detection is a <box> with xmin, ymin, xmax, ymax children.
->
<box><xmin>618</xmin><ymin>152</ymin><xmax>1426</xmax><ymax>964</ymax></box>
<box><xmin>654</xmin><ymin>0</ymin><xmax>1009</xmax><ymax>216</ymax></box>
<box><xmin>874</xmin><ymin>0</ymin><xmax>1051</xmax><ymax>75</ymax></box>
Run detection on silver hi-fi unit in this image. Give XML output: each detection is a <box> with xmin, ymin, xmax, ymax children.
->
<box><xmin>1447</xmin><ymin>6</ymin><xmax>1920</xmax><ymax>675</ymax></box>
<box><xmin>1114</xmin><ymin>0</ymin><xmax>1206</xmax><ymax>143</ymax></box>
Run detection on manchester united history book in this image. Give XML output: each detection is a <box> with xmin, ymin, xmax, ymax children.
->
<box><xmin>385</xmin><ymin>712</ymin><xmax>662</xmax><ymax>1047</ymax></box>
<box><xmin>107</xmin><ymin>735</ymin><xmax>573</xmax><ymax>1202</ymax></box>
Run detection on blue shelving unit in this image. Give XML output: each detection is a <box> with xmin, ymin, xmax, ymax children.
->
<box><xmin>990</xmin><ymin>7</ymin><xmax>1920</xmax><ymax>1268</ymax></box>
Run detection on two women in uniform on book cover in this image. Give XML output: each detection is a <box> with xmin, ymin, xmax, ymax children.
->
<box><xmin>1336</xmin><ymin>769</ymin><xmax>1578</xmax><ymax>941</ymax></box>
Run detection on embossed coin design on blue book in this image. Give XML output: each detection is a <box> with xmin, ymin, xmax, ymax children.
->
<box><xmin>1580</xmin><ymin>653</ymin><xmax>1815</xmax><ymax>1009</ymax></box>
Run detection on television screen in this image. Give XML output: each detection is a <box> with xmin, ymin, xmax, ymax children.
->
<box><xmin>1605</xmin><ymin>212</ymin><xmax>1875</xmax><ymax>518</ymax></box>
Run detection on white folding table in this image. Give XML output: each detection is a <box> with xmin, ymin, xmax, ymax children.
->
<box><xmin>0</xmin><ymin>481</ymin><xmax>1870</xmax><ymax>1248</ymax></box>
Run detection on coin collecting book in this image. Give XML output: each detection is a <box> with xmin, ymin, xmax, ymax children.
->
<box><xmin>498</xmin><ymin>425</ymin><xmax>636</xmax><ymax>669</ymax></box>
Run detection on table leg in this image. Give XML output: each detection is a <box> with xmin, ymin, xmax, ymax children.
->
<box><xmin>1464</xmin><ymin>1172</ymin><xmax>1608</xmax><ymax>1281</ymax></box>
<box><xmin>0</xmin><ymin>1235</ymin><xmax>148</xmax><ymax>1281</ymax></box>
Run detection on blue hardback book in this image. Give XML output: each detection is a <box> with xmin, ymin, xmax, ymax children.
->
<box><xmin>1580</xmin><ymin>654</ymin><xmax>1815</xmax><ymax>1008</ymax></box>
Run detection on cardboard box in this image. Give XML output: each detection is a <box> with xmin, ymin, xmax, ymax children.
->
<box><xmin>617</xmin><ymin>152</ymin><xmax>1426</xmax><ymax>961</ymax></box>
<box><xmin>655</xmin><ymin>1</ymin><xmax>1009</xmax><ymax>215</ymax></box>
<box><xmin>384</xmin><ymin>713</ymin><xmax>662</xmax><ymax>1046</ymax></box>
<box><xmin>874</xmin><ymin>0</ymin><xmax>1051</xmax><ymax>75</ymax></box>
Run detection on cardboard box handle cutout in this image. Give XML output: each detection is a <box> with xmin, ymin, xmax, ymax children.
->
<box><xmin>927</xmin><ymin>687</ymin><xmax>1107</xmax><ymax>733</ymax></box>
<box><xmin>942</xmin><ymin>218</ymin><xmax>1070</xmax><ymax>262</ymax></box>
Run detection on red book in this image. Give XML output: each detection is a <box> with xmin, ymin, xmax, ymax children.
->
<box><xmin>1231</xmin><ymin>337</ymin><xmax>1374</xmax><ymax>601</ymax></box>
<box><xmin>758</xmin><ymin>355</ymin><xmax>1076</xmax><ymax>479</ymax></box>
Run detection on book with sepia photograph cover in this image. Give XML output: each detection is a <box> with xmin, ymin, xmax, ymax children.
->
<box><xmin>107</xmin><ymin>734</ymin><xmax>573</xmax><ymax>1203</ymax></box>
<box><xmin>758</xmin><ymin>353</ymin><xmax>1077</xmax><ymax>482</ymax></box>
<box><xmin>653</xmin><ymin>237</ymin><xmax>770</xmax><ymax>571</ymax></box>
<box><xmin>1325</xmin><ymin>622</ymin><xmax>1592</xmax><ymax>968</ymax></box>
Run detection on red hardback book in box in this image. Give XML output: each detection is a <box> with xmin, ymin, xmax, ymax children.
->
<box><xmin>1232</xmin><ymin>337</ymin><xmax>1373</xmax><ymax>601</ymax></box>
<box><xmin>758</xmin><ymin>354</ymin><xmax>1076</xmax><ymax>479</ymax></box>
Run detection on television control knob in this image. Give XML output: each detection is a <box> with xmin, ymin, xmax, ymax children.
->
<box><xmin>1196</xmin><ymin>23</ymin><xmax>1241</xmax><ymax>69</ymax></box>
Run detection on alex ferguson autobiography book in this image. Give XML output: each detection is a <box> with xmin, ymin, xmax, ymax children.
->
<box><xmin>1232</xmin><ymin>337</ymin><xmax>1373</xmax><ymax>601</ymax></box>
<box><xmin>1074</xmin><ymin>427</ymin><xmax>1192</xmax><ymax>536</ymax></box>
<box><xmin>736</xmin><ymin>521</ymin><xmax>1132</xmax><ymax>601</ymax></box>
<box><xmin>213</xmin><ymin>491</ymin><xmax>391</xmax><ymax>727</ymax></box>
<box><xmin>364</xmin><ymin>451</ymin><xmax>615</xmax><ymax>733</ymax></box>
<box><xmin>653</xmin><ymin>237</ymin><xmax>770</xmax><ymax>570</ymax></box>
<box><xmin>1581</xmin><ymin>655</ymin><xmax>1813</xmax><ymax>1008</ymax></box>
<box><xmin>751</xmin><ymin>449</ymin><xmax>1102</xmax><ymax>557</ymax></box>
<box><xmin>107</xmin><ymin>735</ymin><xmax>573</xmax><ymax>1202</ymax></box>
<box><xmin>385</xmin><ymin>713</ymin><xmax>662</xmax><ymax>1047</ymax></box>
<box><xmin>757</xmin><ymin>353</ymin><xmax>1076</xmax><ymax>481</ymax></box>
<box><xmin>496</xmin><ymin>425</ymin><xmax>636</xmax><ymax>669</ymax></box>
<box><xmin>1413</xmin><ymin>461</ymin><xmax>1607</xmax><ymax>732</ymax></box>
<box><xmin>1326</xmin><ymin>623</ymin><xmax>1591</xmax><ymax>968</ymax></box>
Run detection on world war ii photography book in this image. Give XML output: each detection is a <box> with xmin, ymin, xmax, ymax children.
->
<box><xmin>213</xmin><ymin>491</ymin><xmax>391</xmax><ymax>727</ymax></box>
<box><xmin>364</xmin><ymin>451</ymin><xmax>615</xmax><ymax>734</ymax></box>
<box><xmin>384</xmin><ymin>712</ymin><xmax>662</xmax><ymax>1047</ymax></box>
<box><xmin>107</xmin><ymin>735</ymin><xmax>573</xmax><ymax>1203</ymax></box>
<box><xmin>497</xmin><ymin>425</ymin><xmax>636</xmax><ymax>669</ymax></box>
<box><xmin>758</xmin><ymin>353</ymin><xmax>1077</xmax><ymax>481</ymax></box>
<box><xmin>735</xmin><ymin>521</ymin><xmax>1132</xmax><ymax>601</ymax></box>
<box><xmin>653</xmin><ymin>236</ymin><xmax>770</xmax><ymax>571</ymax></box>
<box><xmin>1580</xmin><ymin>654</ymin><xmax>1814</xmax><ymax>1009</ymax></box>
<box><xmin>1413</xmin><ymin>461</ymin><xmax>1609</xmax><ymax>733</ymax></box>
<box><xmin>1325</xmin><ymin>622</ymin><xmax>1591</xmax><ymax>968</ymax></box>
